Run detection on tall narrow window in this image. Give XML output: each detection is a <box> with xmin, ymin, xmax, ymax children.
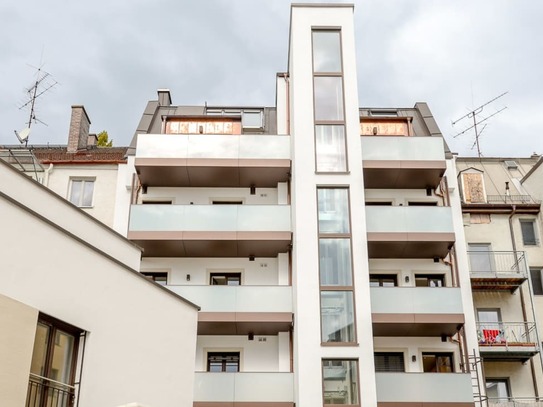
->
<box><xmin>27</xmin><ymin>316</ymin><xmax>81</xmax><ymax>407</ymax></box>
<box><xmin>318</xmin><ymin>188</ymin><xmax>356</xmax><ymax>344</ymax></box>
<box><xmin>530</xmin><ymin>268</ymin><xmax>543</xmax><ymax>295</ymax></box>
<box><xmin>520</xmin><ymin>219</ymin><xmax>538</xmax><ymax>245</ymax></box>
<box><xmin>313</xmin><ymin>30</ymin><xmax>347</xmax><ymax>172</ymax></box>
<box><xmin>322</xmin><ymin>360</ymin><xmax>359</xmax><ymax>405</ymax></box>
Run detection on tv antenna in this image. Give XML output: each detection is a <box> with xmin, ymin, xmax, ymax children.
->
<box><xmin>14</xmin><ymin>65</ymin><xmax>59</xmax><ymax>147</ymax></box>
<box><xmin>452</xmin><ymin>91</ymin><xmax>508</xmax><ymax>157</ymax></box>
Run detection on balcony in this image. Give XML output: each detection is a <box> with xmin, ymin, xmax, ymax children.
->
<box><xmin>26</xmin><ymin>374</ymin><xmax>75</xmax><ymax>407</ymax></box>
<box><xmin>488</xmin><ymin>399</ymin><xmax>543</xmax><ymax>407</ymax></box>
<box><xmin>365</xmin><ymin>206</ymin><xmax>455</xmax><ymax>258</ymax></box>
<box><xmin>477</xmin><ymin>322</ymin><xmax>540</xmax><ymax>361</ymax></box>
<box><xmin>135</xmin><ymin>134</ymin><xmax>291</xmax><ymax>187</ymax></box>
<box><xmin>128</xmin><ymin>204</ymin><xmax>292</xmax><ymax>257</ymax></box>
<box><xmin>468</xmin><ymin>251</ymin><xmax>528</xmax><ymax>292</ymax></box>
<box><xmin>193</xmin><ymin>372</ymin><xmax>294</xmax><ymax>406</ymax></box>
<box><xmin>375</xmin><ymin>372</ymin><xmax>474</xmax><ymax>406</ymax></box>
<box><xmin>170</xmin><ymin>285</ymin><xmax>292</xmax><ymax>335</ymax></box>
<box><xmin>361</xmin><ymin>136</ymin><xmax>446</xmax><ymax>189</ymax></box>
<box><xmin>371</xmin><ymin>287</ymin><xmax>464</xmax><ymax>336</ymax></box>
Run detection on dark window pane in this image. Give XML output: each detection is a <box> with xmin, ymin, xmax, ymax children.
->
<box><xmin>374</xmin><ymin>352</ymin><xmax>405</xmax><ymax>372</ymax></box>
<box><xmin>531</xmin><ymin>268</ymin><xmax>543</xmax><ymax>295</ymax></box>
<box><xmin>422</xmin><ymin>353</ymin><xmax>453</xmax><ymax>373</ymax></box>
<box><xmin>521</xmin><ymin>220</ymin><xmax>537</xmax><ymax>245</ymax></box>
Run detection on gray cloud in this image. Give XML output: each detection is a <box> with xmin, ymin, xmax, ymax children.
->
<box><xmin>1</xmin><ymin>0</ymin><xmax>541</xmax><ymax>157</ymax></box>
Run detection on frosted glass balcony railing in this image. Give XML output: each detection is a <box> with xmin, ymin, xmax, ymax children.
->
<box><xmin>136</xmin><ymin>133</ymin><xmax>290</xmax><ymax>160</ymax></box>
<box><xmin>375</xmin><ymin>373</ymin><xmax>474</xmax><ymax>403</ymax></box>
<box><xmin>365</xmin><ymin>206</ymin><xmax>453</xmax><ymax>234</ymax></box>
<box><xmin>129</xmin><ymin>205</ymin><xmax>291</xmax><ymax>232</ymax></box>
<box><xmin>371</xmin><ymin>287</ymin><xmax>463</xmax><ymax>314</ymax></box>
<box><xmin>361</xmin><ymin>136</ymin><xmax>445</xmax><ymax>161</ymax></box>
<box><xmin>194</xmin><ymin>372</ymin><xmax>294</xmax><ymax>402</ymax></box>
<box><xmin>168</xmin><ymin>286</ymin><xmax>292</xmax><ymax>313</ymax></box>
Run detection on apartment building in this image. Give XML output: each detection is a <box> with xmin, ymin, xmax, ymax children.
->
<box><xmin>0</xmin><ymin>105</ymin><xmax>128</xmax><ymax>228</ymax></box>
<box><xmin>457</xmin><ymin>156</ymin><xmax>543</xmax><ymax>403</ymax></box>
<box><xmin>113</xmin><ymin>4</ymin><xmax>481</xmax><ymax>406</ymax></box>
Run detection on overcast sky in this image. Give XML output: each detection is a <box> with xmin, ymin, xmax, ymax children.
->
<box><xmin>1</xmin><ymin>0</ymin><xmax>542</xmax><ymax>157</ymax></box>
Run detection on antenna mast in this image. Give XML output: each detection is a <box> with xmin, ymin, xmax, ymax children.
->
<box><xmin>16</xmin><ymin>65</ymin><xmax>59</xmax><ymax>145</ymax></box>
<box><xmin>452</xmin><ymin>91</ymin><xmax>508</xmax><ymax>157</ymax></box>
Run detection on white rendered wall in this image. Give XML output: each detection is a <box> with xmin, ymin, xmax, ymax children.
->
<box><xmin>484</xmin><ymin>361</ymin><xmax>538</xmax><ymax>398</ymax></box>
<box><xmin>140</xmin><ymin>256</ymin><xmax>288</xmax><ymax>286</ymax></box>
<box><xmin>142</xmin><ymin>186</ymin><xmax>279</xmax><ymax>205</ymax></box>
<box><xmin>446</xmin><ymin>158</ymin><xmax>483</xmax><ymax>384</ymax></box>
<box><xmin>45</xmin><ymin>164</ymin><xmax>119</xmax><ymax>228</ymax></box>
<box><xmin>289</xmin><ymin>5</ymin><xmax>377</xmax><ymax>407</ymax></box>
<box><xmin>0</xmin><ymin>162</ymin><xmax>198</xmax><ymax>407</ymax></box>
<box><xmin>373</xmin><ymin>336</ymin><xmax>462</xmax><ymax>373</ymax></box>
<box><xmin>195</xmin><ymin>335</ymin><xmax>288</xmax><ymax>372</ymax></box>
<box><xmin>113</xmin><ymin>159</ymin><xmax>135</xmax><ymax>236</ymax></box>
<box><xmin>276</xmin><ymin>74</ymin><xmax>289</xmax><ymax>135</ymax></box>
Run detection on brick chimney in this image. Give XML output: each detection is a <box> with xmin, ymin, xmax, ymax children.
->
<box><xmin>68</xmin><ymin>105</ymin><xmax>91</xmax><ymax>153</ymax></box>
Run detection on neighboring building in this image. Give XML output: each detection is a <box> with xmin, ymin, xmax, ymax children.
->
<box><xmin>113</xmin><ymin>4</ymin><xmax>482</xmax><ymax>407</ymax></box>
<box><xmin>0</xmin><ymin>158</ymin><xmax>199</xmax><ymax>407</ymax></box>
<box><xmin>456</xmin><ymin>155</ymin><xmax>543</xmax><ymax>403</ymax></box>
<box><xmin>0</xmin><ymin>105</ymin><xmax>128</xmax><ymax>228</ymax></box>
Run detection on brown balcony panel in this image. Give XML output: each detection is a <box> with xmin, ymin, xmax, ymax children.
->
<box><xmin>372</xmin><ymin>313</ymin><xmax>465</xmax><ymax>336</ymax></box>
<box><xmin>128</xmin><ymin>231</ymin><xmax>292</xmax><ymax>258</ymax></box>
<box><xmin>135</xmin><ymin>158</ymin><xmax>291</xmax><ymax>187</ymax></box>
<box><xmin>363</xmin><ymin>160</ymin><xmax>446</xmax><ymax>189</ymax></box>
<box><xmin>198</xmin><ymin>312</ymin><xmax>293</xmax><ymax>335</ymax></box>
<box><xmin>194</xmin><ymin>403</ymin><xmax>295</xmax><ymax>407</ymax></box>
<box><xmin>367</xmin><ymin>232</ymin><xmax>455</xmax><ymax>258</ymax></box>
<box><xmin>378</xmin><ymin>403</ymin><xmax>474</xmax><ymax>407</ymax></box>
<box><xmin>470</xmin><ymin>276</ymin><xmax>527</xmax><ymax>293</ymax></box>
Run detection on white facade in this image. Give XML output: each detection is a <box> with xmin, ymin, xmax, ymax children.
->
<box><xmin>0</xmin><ymin>159</ymin><xmax>198</xmax><ymax>407</ymax></box>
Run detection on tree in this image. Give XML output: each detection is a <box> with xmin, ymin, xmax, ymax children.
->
<box><xmin>96</xmin><ymin>130</ymin><xmax>113</xmax><ymax>147</ymax></box>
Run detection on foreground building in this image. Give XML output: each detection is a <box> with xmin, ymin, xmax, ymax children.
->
<box><xmin>0</xmin><ymin>159</ymin><xmax>198</xmax><ymax>406</ymax></box>
<box><xmin>457</xmin><ymin>156</ymin><xmax>543</xmax><ymax>403</ymax></box>
<box><xmin>112</xmin><ymin>4</ymin><xmax>482</xmax><ymax>407</ymax></box>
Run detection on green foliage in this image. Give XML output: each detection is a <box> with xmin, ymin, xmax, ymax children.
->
<box><xmin>96</xmin><ymin>130</ymin><xmax>113</xmax><ymax>147</ymax></box>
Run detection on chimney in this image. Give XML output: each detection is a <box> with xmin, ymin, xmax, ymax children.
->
<box><xmin>68</xmin><ymin>105</ymin><xmax>91</xmax><ymax>153</ymax></box>
<box><xmin>157</xmin><ymin>89</ymin><xmax>172</xmax><ymax>106</ymax></box>
<box><xmin>87</xmin><ymin>133</ymin><xmax>98</xmax><ymax>148</ymax></box>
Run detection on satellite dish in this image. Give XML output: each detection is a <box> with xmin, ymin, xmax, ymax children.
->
<box><xmin>14</xmin><ymin>127</ymin><xmax>31</xmax><ymax>144</ymax></box>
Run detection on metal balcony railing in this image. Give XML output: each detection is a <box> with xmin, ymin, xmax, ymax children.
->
<box><xmin>476</xmin><ymin>322</ymin><xmax>538</xmax><ymax>346</ymax></box>
<box><xmin>486</xmin><ymin>195</ymin><xmax>540</xmax><ymax>204</ymax></box>
<box><xmin>26</xmin><ymin>374</ymin><xmax>75</xmax><ymax>407</ymax></box>
<box><xmin>468</xmin><ymin>251</ymin><xmax>527</xmax><ymax>275</ymax></box>
<box><xmin>488</xmin><ymin>398</ymin><xmax>543</xmax><ymax>406</ymax></box>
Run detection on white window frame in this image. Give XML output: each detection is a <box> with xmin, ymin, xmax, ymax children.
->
<box><xmin>68</xmin><ymin>178</ymin><xmax>95</xmax><ymax>208</ymax></box>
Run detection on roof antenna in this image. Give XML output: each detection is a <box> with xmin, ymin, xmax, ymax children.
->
<box><xmin>14</xmin><ymin>62</ymin><xmax>59</xmax><ymax>146</ymax></box>
<box><xmin>452</xmin><ymin>91</ymin><xmax>508</xmax><ymax>157</ymax></box>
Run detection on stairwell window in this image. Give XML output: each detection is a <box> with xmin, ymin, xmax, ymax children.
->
<box><xmin>322</xmin><ymin>359</ymin><xmax>359</xmax><ymax>405</ymax></box>
<box><xmin>69</xmin><ymin>178</ymin><xmax>94</xmax><ymax>207</ymax></box>
<box><xmin>520</xmin><ymin>219</ymin><xmax>538</xmax><ymax>246</ymax></box>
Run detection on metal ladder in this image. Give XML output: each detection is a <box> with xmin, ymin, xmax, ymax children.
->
<box><xmin>468</xmin><ymin>351</ymin><xmax>488</xmax><ymax>407</ymax></box>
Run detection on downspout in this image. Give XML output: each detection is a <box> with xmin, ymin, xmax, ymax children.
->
<box><xmin>43</xmin><ymin>163</ymin><xmax>54</xmax><ymax>187</ymax></box>
<box><xmin>509</xmin><ymin>205</ymin><xmax>540</xmax><ymax>399</ymax></box>
<box><xmin>283</xmin><ymin>73</ymin><xmax>290</xmax><ymax>134</ymax></box>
